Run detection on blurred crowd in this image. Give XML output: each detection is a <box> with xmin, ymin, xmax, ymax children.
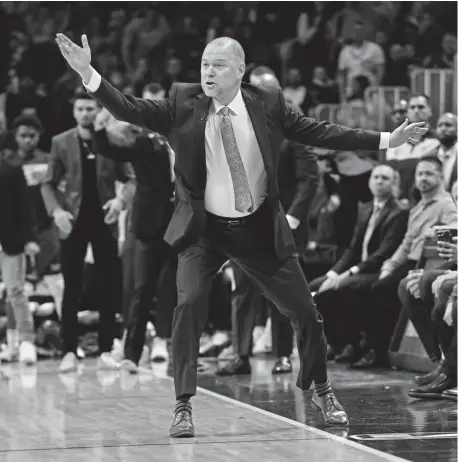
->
<box><xmin>0</xmin><ymin>2</ymin><xmax>457</xmax><ymax>400</ymax></box>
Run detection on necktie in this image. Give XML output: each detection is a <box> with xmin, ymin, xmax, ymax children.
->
<box><xmin>361</xmin><ymin>204</ymin><xmax>382</xmax><ymax>261</ymax></box>
<box><xmin>219</xmin><ymin>107</ymin><xmax>253</xmax><ymax>213</ymax></box>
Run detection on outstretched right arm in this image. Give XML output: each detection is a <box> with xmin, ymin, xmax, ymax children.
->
<box><xmin>55</xmin><ymin>34</ymin><xmax>174</xmax><ymax>136</ymax></box>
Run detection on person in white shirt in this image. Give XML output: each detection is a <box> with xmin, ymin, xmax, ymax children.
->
<box><xmin>54</xmin><ymin>32</ymin><xmax>428</xmax><ymax>438</ymax></box>
<box><xmin>337</xmin><ymin>19</ymin><xmax>385</xmax><ymax>102</ymax></box>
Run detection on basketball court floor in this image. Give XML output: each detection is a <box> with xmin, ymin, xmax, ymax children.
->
<box><xmin>0</xmin><ymin>357</ymin><xmax>456</xmax><ymax>461</ymax></box>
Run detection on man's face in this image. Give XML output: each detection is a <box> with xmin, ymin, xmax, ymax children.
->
<box><xmin>166</xmin><ymin>57</ymin><xmax>182</xmax><ymax>77</ymax></box>
<box><xmin>15</xmin><ymin>125</ymin><xmax>40</xmax><ymax>153</ymax></box>
<box><xmin>201</xmin><ymin>43</ymin><xmax>245</xmax><ymax>102</ymax></box>
<box><xmin>415</xmin><ymin>161</ymin><xmax>442</xmax><ymax>193</ymax></box>
<box><xmin>442</xmin><ymin>34</ymin><xmax>457</xmax><ymax>56</ymax></box>
<box><xmin>73</xmin><ymin>99</ymin><xmax>99</xmax><ymax>128</ymax></box>
<box><xmin>369</xmin><ymin>165</ymin><xmax>395</xmax><ymax>198</ymax></box>
<box><xmin>391</xmin><ymin>101</ymin><xmax>408</xmax><ymax>125</ymax></box>
<box><xmin>436</xmin><ymin>114</ymin><xmax>458</xmax><ymax>145</ymax></box>
<box><xmin>407</xmin><ymin>96</ymin><xmax>431</xmax><ymax>124</ymax></box>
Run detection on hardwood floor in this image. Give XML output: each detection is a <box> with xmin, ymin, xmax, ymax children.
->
<box><xmin>0</xmin><ymin>358</ymin><xmax>455</xmax><ymax>462</ymax></box>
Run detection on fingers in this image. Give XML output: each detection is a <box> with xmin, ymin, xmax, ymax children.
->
<box><xmin>82</xmin><ymin>34</ymin><xmax>89</xmax><ymax>49</ymax></box>
<box><xmin>56</xmin><ymin>33</ymin><xmax>75</xmax><ymax>48</ymax></box>
<box><xmin>400</xmin><ymin>118</ymin><xmax>409</xmax><ymax>128</ymax></box>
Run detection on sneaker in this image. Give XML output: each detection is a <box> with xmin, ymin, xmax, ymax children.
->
<box><xmin>151</xmin><ymin>337</ymin><xmax>169</xmax><ymax>362</ymax></box>
<box><xmin>19</xmin><ymin>341</ymin><xmax>37</xmax><ymax>366</ymax></box>
<box><xmin>59</xmin><ymin>352</ymin><xmax>78</xmax><ymax>373</ymax></box>
<box><xmin>120</xmin><ymin>359</ymin><xmax>138</xmax><ymax>374</ymax></box>
<box><xmin>98</xmin><ymin>352</ymin><xmax>119</xmax><ymax>370</ymax></box>
<box><xmin>139</xmin><ymin>345</ymin><xmax>150</xmax><ymax>365</ymax></box>
<box><xmin>111</xmin><ymin>338</ymin><xmax>125</xmax><ymax>363</ymax></box>
<box><xmin>0</xmin><ymin>329</ymin><xmax>19</xmax><ymax>363</ymax></box>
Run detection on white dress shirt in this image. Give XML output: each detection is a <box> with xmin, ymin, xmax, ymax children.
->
<box><xmin>83</xmin><ymin>71</ymin><xmax>391</xmax><ymax>218</ymax></box>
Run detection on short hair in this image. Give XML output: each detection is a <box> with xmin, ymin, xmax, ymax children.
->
<box><xmin>71</xmin><ymin>86</ymin><xmax>95</xmax><ymax>104</ymax></box>
<box><xmin>143</xmin><ymin>82</ymin><xmax>165</xmax><ymax>95</ymax></box>
<box><xmin>375</xmin><ymin>162</ymin><xmax>398</xmax><ymax>175</ymax></box>
<box><xmin>251</xmin><ymin>66</ymin><xmax>275</xmax><ymax>78</ymax></box>
<box><xmin>417</xmin><ymin>155</ymin><xmax>443</xmax><ymax>172</ymax></box>
<box><xmin>12</xmin><ymin>114</ymin><xmax>42</xmax><ymax>133</ymax></box>
<box><xmin>408</xmin><ymin>93</ymin><xmax>431</xmax><ymax>105</ymax></box>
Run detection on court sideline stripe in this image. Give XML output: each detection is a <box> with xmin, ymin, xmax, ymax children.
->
<box><xmin>163</xmin><ymin>376</ymin><xmax>409</xmax><ymax>462</ymax></box>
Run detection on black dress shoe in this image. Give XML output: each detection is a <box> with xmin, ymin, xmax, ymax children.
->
<box><xmin>349</xmin><ymin>349</ymin><xmax>379</xmax><ymax>369</ymax></box>
<box><xmin>170</xmin><ymin>401</ymin><xmax>195</xmax><ymax>438</ymax></box>
<box><xmin>409</xmin><ymin>373</ymin><xmax>457</xmax><ymax>399</ymax></box>
<box><xmin>216</xmin><ymin>357</ymin><xmax>251</xmax><ymax>376</ymax></box>
<box><xmin>414</xmin><ymin>360</ymin><xmax>444</xmax><ymax>386</ymax></box>
<box><xmin>272</xmin><ymin>356</ymin><xmax>292</xmax><ymax>374</ymax></box>
<box><xmin>442</xmin><ymin>387</ymin><xmax>458</xmax><ymax>401</ymax></box>
<box><xmin>335</xmin><ymin>344</ymin><xmax>361</xmax><ymax>363</ymax></box>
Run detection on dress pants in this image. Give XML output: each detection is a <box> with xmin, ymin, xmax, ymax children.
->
<box><xmin>124</xmin><ymin>236</ymin><xmax>175</xmax><ymax>364</ymax></box>
<box><xmin>60</xmin><ymin>218</ymin><xmax>119</xmax><ymax>354</ymax></box>
<box><xmin>398</xmin><ymin>270</ymin><xmax>447</xmax><ymax>362</ymax></box>
<box><xmin>312</xmin><ymin>273</ymin><xmax>378</xmax><ymax>352</ymax></box>
<box><xmin>361</xmin><ymin>260</ymin><xmax>416</xmax><ymax>358</ymax></box>
<box><xmin>172</xmin><ymin>205</ymin><xmax>327</xmax><ymax>400</ymax></box>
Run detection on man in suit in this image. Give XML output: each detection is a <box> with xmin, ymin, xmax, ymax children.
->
<box><xmin>399</xmin><ymin>236</ymin><xmax>457</xmax><ymax>391</ymax></box>
<box><xmin>92</xmin><ymin>113</ymin><xmax>176</xmax><ymax>372</ymax></box>
<box><xmin>431</xmin><ymin>113</ymin><xmax>457</xmax><ymax>193</ymax></box>
<box><xmin>309</xmin><ymin>164</ymin><xmax>409</xmax><ymax>361</ymax></box>
<box><xmin>55</xmin><ymin>33</ymin><xmax>427</xmax><ymax>437</ymax></box>
<box><xmin>218</xmin><ymin>71</ymin><xmax>319</xmax><ymax>377</ymax></box>
<box><xmin>41</xmin><ymin>87</ymin><xmax>135</xmax><ymax>373</ymax></box>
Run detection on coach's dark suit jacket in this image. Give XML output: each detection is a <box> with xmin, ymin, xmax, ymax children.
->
<box><xmin>331</xmin><ymin>197</ymin><xmax>409</xmax><ymax>275</ymax></box>
<box><xmin>93</xmin><ymin>129</ymin><xmax>174</xmax><ymax>242</ymax></box>
<box><xmin>41</xmin><ymin>128</ymin><xmax>135</xmax><ymax>239</ymax></box>
<box><xmin>277</xmin><ymin>140</ymin><xmax>318</xmax><ymax>252</ymax></box>
<box><xmin>89</xmin><ymin>79</ymin><xmax>382</xmax><ymax>259</ymax></box>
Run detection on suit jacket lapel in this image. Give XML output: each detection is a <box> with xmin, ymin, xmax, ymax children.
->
<box><xmin>242</xmin><ymin>89</ymin><xmax>274</xmax><ymax>184</ymax></box>
<box><xmin>193</xmin><ymin>93</ymin><xmax>210</xmax><ymax>155</ymax></box>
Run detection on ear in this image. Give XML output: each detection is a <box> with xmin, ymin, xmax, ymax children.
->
<box><xmin>239</xmin><ymin>61</ymin><xmax>246</xmax><ymax>78</ymax></box>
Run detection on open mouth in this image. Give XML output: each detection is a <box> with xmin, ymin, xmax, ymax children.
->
<box><xmin>205</xmin><ymin>82</ymin><xmax>215</xmax><ymax>88</ymax></box>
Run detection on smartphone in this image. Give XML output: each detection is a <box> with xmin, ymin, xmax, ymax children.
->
<box><xmin>435</xmin><ymin>229</ymin><xmax>453</xmax><ymax>244</ymax></box>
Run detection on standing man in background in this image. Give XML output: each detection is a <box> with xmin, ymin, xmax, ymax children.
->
<box><xmin>41</xmin><ymin>87</ymin><xmax>135</xmax><ymax>373</ymax></box>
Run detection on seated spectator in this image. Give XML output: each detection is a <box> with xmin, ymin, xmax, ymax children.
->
<box><xmin>337</xmin><ymin>19</ymin><xmax>385</xmax><ymax>102</ymax></box>
<box><xmin>399</xmin><ymin>235</ymin><xmax>457</xmax><ymax>382</ymax></box>
<box><xmin>427</xmin><ymin>113</ymin><xmax>457</xmax><ymax>193</ymax></box>
<box><xmin>409</xmin><ymin>279</ymin><xmax>457</xmax><ymax>399</ymax></box>
<box><xmin>282</xmin><ymin>68</ymin><xmax>308</xmax><ymax>114</ymax></box>
<box><xmin>310</xmin><ymin>164</ymin><xmax>408</xmax><ymax>361</ymax></box>
<box><xmin>348</xmin><ymin>157</ymin><xmax>457</xmax><ymax>369</ymax></box>
<box><xmin>382</xmin><ymin>44</ymin><xmax>411</xmax><ymax>87</ymax></box>
<box><xmin>309</xmin><ymin>66</ymin><xmax>339</xmax><ymax>105</ymax></box>
<box><xmin>389</xmin><ymin>100</ymin><xmax>408</xmax><ymax>131</ymax></box>
<box><xmin>385</xmin><ymin>94</ymin><xmax>440</xmax><ymax>202</ymax></box>
<box><xmin>422</xmin><ymin>32</ymin><xmax>457</xmax><ymax>69</ymax></box>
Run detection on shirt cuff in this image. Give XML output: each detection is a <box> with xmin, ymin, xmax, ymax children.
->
<box><xmin>326</xmin><ymin>270</ymin><xmax>339</xmax><ymax>279</ymax></box>
<box><xmin>379</xmin><ymin>132</ymin><xmax>390</xmax><ymax>149</ymax></box>
<box><xmin>349</xmin><ymin>266</ymin><xmax>360</xmax><ymax>275</ymax></box>
<box><xmin>83</xmin><ymin>70</ymin><xmax>101</xmax><ymax>93</ymax></box>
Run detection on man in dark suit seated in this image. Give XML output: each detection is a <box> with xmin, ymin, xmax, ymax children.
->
<box><xmin>309</xmin><ymin>164</ymin><xmax>409</xmax><ymax>362</ymax></box>
<box><xmin>399</xmin><ymin>235</ymin><xmax>457</xmax><ymax>392</ymax></box>
<box><xmin>54</xmin><ymin>32</ymin><xmax>427</xmax><ymax>436</ymax></box>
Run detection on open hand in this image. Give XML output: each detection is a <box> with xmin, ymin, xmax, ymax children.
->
<box><xmin>389</xmin><ymin>119</ymin><xmax>429</xmax><ymax>148</ymax></box>
<box><xmin>55</xmin><ymin>33</ymin><xmax>92</xmax><ymax>78</ymax></box>
<box><xmin>103</xmin><ymin>197</ymin><xmax>123</xmax><ymax>224</ymax></box>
